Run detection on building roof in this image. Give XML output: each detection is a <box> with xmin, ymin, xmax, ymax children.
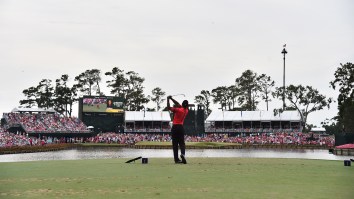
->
<box><xmin>11</xmin><ymin>106</ymin><xmax>57</xmax><ymax>113</ymax></box>
<box><xmin>310</xmin><ymin>127</ymin><xmax>326</xmax><ymax>132</ymax></box>
<box><xmin>205</xmin><ymin>110</ymin><xmax>301</xmax><ymax>122</ymax></box>
<box><xmin>125</xmin><ymin>111</ymin><xmax>171</xmax><ymax>122</ymax></box>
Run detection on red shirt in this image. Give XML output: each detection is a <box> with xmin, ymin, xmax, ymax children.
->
<box><xmin>169</xmin><ymin>107</ymin><xmax>188</xmax><ymax>125</ymax></box>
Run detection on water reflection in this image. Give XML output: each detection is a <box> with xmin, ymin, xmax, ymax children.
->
<box><xmin>0</xmin><ymin>148</ymin><xmax>351</xmax><ymax>162</ymax></box>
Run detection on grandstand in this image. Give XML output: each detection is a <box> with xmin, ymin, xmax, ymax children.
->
<box><xmin>1</xmin><ymin>104</ymin><xmax>304</xmax><ymax>136</ymax></box>
<box><xmin>2</xmin><ymin>107</ymin><xmax>90</xmax><ymax>137</ymax></box>
<box><xmin>205</xmin><ymin>110</ymin><xmax>302</xmax><ymax>133</ymax></box>
<box><xmin>124</xmin><ymin>111</ymin><xmax>171</xmax><ymax>133</ymax></box>
<box><xmin>1</xmin><ymin>107</ymin><xmax>336</xmax><ymax>148</ymax></box>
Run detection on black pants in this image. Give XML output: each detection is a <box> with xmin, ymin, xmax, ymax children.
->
<box><xmin>171</xmin><ymin>124</ymin><xmax>185</xmax><ymax>162</ymax></box>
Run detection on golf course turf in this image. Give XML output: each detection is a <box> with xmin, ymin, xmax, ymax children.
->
<box><xmin>0</xmin><ymin>157</ymin><xmax>353</xmax><ymax>199</ymax></box>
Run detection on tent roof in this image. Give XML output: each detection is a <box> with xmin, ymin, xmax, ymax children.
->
<box><xmin>311</xmin><ymin>128</ymin><xmax>326</xmax><ymax>132</ymax></box>
<box><xmin>310</xmin><ymin>127</ymin><xmax>326</xmax><ymax>132</ymax></box>
<box><xmin>11</xmin><ymin>107</ymin><xmax>57</xmax><ymax>113</ymax></box>
<box><xmin>205</xmin><ymin>110</ymin><xmax>301</xmax><ymax>122</ymax></box>
<box><xmin>125</xmin><ymin>111</ymin><xmax>171</xmax><ymax>122</ymax></box>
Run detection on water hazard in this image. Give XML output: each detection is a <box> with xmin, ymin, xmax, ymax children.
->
<box><xmin>0</xmin><ymin>148</ymin><xmax>351</xmax><ymax>162</ymax></box>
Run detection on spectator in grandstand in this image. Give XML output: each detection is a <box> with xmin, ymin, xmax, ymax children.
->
<box><xmin>167</xmin><ymin>95</ymin><xmax>189</xmax><ymax>164</ymax></box>
<box><xmin>83</xmin><ymin>131</ymin><xmax>335</xmax><ymax>147</ymax></box>
<box><xmin>4</xmin><ymin>112</ymin><xmax>89</xmax><ymax>134</ymax></box>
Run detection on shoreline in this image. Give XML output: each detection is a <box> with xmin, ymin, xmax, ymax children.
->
<box><xmin>0</xmin><ymin>143</ymin><xmax>332</xmax><ymax>155</ymax></box>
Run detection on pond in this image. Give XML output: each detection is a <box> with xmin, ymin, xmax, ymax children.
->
<box><xmin>0</xmin><ymin>148</ymin><xmax>351</xmax><ymax>162</ymax></box>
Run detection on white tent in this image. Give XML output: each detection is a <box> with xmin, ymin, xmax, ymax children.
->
<box><xmin>125</xmin><ymin>111</ymin><xmax>171</xmax><ymax>122</ymax></box>
<box><xmin>124</xmin><ymin>111</ymin><xmax>171</xmax><ymax>132</ymax></box>
<box><xmin>205</xmin><ymin>110</ymin><xmax>301</xmax><ymax>122</ymax></box>
<box><xmin>311</xmin><ymin>127</ymin><xmax>326</xmax><ymax>132</ymax></box>
<box><xmin>11</xmin><ymin>106</ymin><xmax>57</xmax><ymax>113</ymax></box>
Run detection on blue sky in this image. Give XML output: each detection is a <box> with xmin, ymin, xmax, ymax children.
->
<box><xmin>1</xmin><ymin>0</ymin><xmax>353</xmax><ymax>126</ymax></box>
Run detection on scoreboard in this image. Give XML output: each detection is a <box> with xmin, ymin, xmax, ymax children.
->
<box><xmin>82</xmin><ymin>96</ymin><xmax>124</xmax><ymax>113</ymax></box>
<box><xmin>79</xmin><ymin>96</ymin><xmax>125</xmax><ymax>133</ymax></box>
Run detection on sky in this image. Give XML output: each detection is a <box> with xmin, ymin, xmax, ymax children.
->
<box><xmin>0</xmin><ymin>0</ymin><xmax>353</xmax><ymax>127</ymax></box>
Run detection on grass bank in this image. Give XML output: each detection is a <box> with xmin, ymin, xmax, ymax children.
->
<box><xmin>0</xmin><ymin>144</ymin><xmax>75</xmax><ymax>155</ymax></box>
<box><xmin>0</xmin><ymin>158</ymin><xmax>353</xmax><ymax>199</ymax></box>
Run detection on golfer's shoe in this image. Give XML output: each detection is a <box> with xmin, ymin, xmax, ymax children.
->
<box><xmin>180</xmin><ymin>154</ymin><xmax>187</xmax><ymax>164</ymax></box>
<box><xmin>175</xmin><ymin>160</ymin><xmax>183</xmax><ymax>164</ymax></box>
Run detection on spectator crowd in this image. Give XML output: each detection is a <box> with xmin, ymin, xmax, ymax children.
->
<box><xmin>1</xmin><ymin>128</ymin><xmax>334</xmax><ymax>148</ymax></box>
<box><xmin>0</xmin><ymin>127</ymin><xmax>39</xmax><ymax>147</ymax></box>
<box><xmin>0</xmin><ymin>127</ymin><xmax>86</xmax><ymax>147</ymax></box>
<box><xmin>85</xmin><ymin>132</ymin><xmax>334</xmax><ymax>147</ymax></box>
<box><xmin>3</xmin><ymin>112</ymin><xmax>89</xmax><ymax>133</ymax></box>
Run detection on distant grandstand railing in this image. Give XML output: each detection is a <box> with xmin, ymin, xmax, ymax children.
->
<box><xmin>124</xmin><ymin>128</ymin><xmax>172</xmax><ymax>133</ymax></box>
<box><xmin>205</xmin><ymin>127</ymin><xmax>301</xmax><ymax>133</ymax></box>
<box><xmin>24</xmin><ymin>130</ymin><xmax>91</xmax><ymax>134</ymax></box>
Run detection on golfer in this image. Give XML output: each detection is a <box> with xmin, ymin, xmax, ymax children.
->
<box><xmin>167</xmin><ymin>95</ymin><xmax>189</xmax><ymax>164</ymax></box>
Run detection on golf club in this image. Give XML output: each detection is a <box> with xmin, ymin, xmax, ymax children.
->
<box><xmin>170</xmin><ymin>94</ymin><xmax>185</xmax><ymax>97</ymax></box>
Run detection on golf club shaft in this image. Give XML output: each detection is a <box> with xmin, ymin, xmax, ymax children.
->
<box><xmin>171</xmin><ymin>94</ymin><xmax>185</xmax><ymax>97</ymax></box>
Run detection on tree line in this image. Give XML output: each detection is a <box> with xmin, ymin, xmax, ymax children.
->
<box><xmin>19</xmin><ymin>63</ymin><xmax>354</xmax><ymax>133</ymax></box>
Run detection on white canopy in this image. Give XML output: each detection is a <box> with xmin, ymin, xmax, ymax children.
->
<box><xmin>125</xmin><ymin>111</ymin><xmax>171</xmax><ymax>122</ymax></box>
<box><xmin>11</xmin><ymin>106</ymin><xmax>57</xmax><ymax>113</ymax></box>
<box><xmin>311</xmin><ymin>127</ymin><xmax>326</xmax><ymax>132</ymax></box>
<box><xmin>205</xmin><ymin>110</ymin><xmax>301</xmax><ymax>122</ymax></box>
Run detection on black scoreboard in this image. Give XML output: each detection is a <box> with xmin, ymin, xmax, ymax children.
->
<box><xmin>79</xmin><ymin>96</ymin><xmax>125</xmax><ymax>133</ymax></box>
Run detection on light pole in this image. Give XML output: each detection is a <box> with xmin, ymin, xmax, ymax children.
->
<box><xmin>281</xmin><ymin>45</ymin><xmax>287</xmax><ymax>110</ymax></box>
<box><xmin>141</xmin><ymin>105</ymin><xmax>146</xmax><ymax>130</ymax></box>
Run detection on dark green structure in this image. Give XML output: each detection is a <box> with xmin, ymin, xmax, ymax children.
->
<box><xmin>183</xmin><ymin>104</ymin><xmax>205</xmax><ymax>135</ymax></box>
<box><xmin>183</xmin><ymin>105</ymin><xmax>196</xmax><ymax>135</ymax></box>
<box><xmin>196</xmin><ymin>104</ymin><xmax>205</xmax><ymax>134</ymax></box>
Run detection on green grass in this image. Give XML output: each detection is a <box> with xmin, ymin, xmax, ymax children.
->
<box><xmin>0</xmin><ymin>158</ymin><xmax>353</xmax><ymax>199</ymax></box>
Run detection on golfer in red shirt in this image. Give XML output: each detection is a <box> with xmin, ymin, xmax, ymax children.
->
<box><xmin>167</xmin><ymin>96</ymin><xmax>189</xmax><ymax>164</ymax></box>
